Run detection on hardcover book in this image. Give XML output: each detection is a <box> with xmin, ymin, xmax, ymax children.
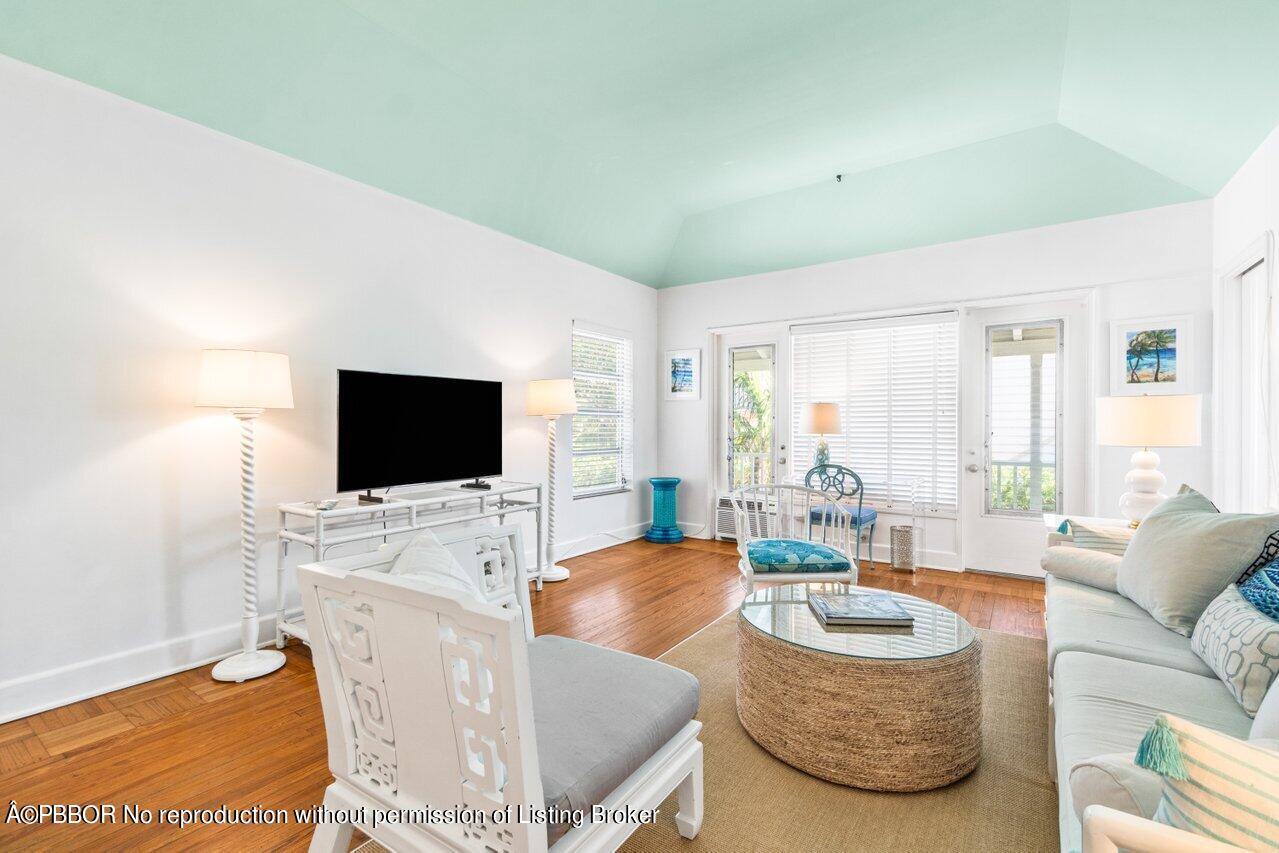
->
<box><xmin>808</xmin><ymin>592</ymin><xmax>914</xmax><ymax>627</ymax></box>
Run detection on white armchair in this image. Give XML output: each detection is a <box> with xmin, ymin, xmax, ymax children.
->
<box><xmin>298</xmin><ymin>524</ymin><xmax>704</xmax><ymax>853</ymax></box>
<box><xmin>731</xmin><ymin>484</ymin><xmax>859</xmax><ymax>593</ymax></box>
<box><xmin>1082</xmin><ymin>805</ymin><xmax>1245</xmax><ymax>853</ymax></box>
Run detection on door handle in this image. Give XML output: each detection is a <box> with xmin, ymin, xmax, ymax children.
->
<box><xmin>965</xmin><ymin>463</ymin><xmax>980</xmax><ymax>473</ymax></box>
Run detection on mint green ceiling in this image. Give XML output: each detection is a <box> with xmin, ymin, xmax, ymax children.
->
<box><xmin>1</xmin><ymin>1</ymin><xmax>1277</xmax><ymax>287</ymax></box>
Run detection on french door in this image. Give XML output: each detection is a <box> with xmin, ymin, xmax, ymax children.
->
<box><xmin>719</xmin><ymin>330</ymin><xmax>787</xmax><ymax>492</ymax></box>
<box><xmin>960</xmin><ymin>298</ymin><xmax>1091</xmax><ymax>576</ymax></box>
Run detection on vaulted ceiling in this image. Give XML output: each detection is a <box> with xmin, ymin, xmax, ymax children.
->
<box><xmin>2</xmin><ymin>1</ymin><xmax>1277</xmax><ymax>287</ymax></box>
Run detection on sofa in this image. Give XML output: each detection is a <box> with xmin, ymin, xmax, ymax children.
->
<box><xmin>1044</xmin><ymin>537</ymin><xmax>1278</xmax><ymax>852</ymax></box>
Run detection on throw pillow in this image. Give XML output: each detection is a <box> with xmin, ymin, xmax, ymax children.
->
<box><xmin>1238</xmin><ymin>531</ymin><xmax>1279</xmax><ymax>586</ymax></box>
<box><xmin>1040</xmin><ymin>546</ymin><xmax>1120</xmax><ymax>592</ymax></box>
<box><xmin>1240</xmin><ymin>559</ymin><xmax>1279</xmax><ymax>619</ymax></box>
<box><xmin>1191</xmin><ymin>585</ymin><xmax>1279</xmax><ymax>716</ymax></box>
<box><xmin>1135</xmin><ymin>715</ymin><xmax>1279</xmax><ymax>849</ymax></box>
<box><xmin>1068</xmin><ymin>752</ymin><xmax>1162</xmax><ymax>822</ymax></box>
<box><xmin>1116</xmin><ymin>487</ymin><xmax>1279</xmax><ymax>636</ymax></box>
<box><xmin>387</xmin><ymin>528</ymin><xmax>483</xmax><ymax>598</ymax></box>
<box><xmin>1066</xmin><ymin>520</ymin><xmax>1131</xmax><ymax>556</ymax></box>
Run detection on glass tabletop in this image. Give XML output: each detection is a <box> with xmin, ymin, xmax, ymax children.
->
<box><xmin>739</xmin><ymin>583</ymin><xmax>976</xmax><ymax>660</ymax></box>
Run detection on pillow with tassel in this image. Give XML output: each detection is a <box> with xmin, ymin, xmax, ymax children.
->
<box><xmin>1135</xmin><ymin>714</ymin><xmax>1279</xmax><ymax>850</ymax></box>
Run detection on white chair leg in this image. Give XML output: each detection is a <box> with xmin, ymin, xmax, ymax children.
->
<box><xmin>675</xmin><ymin>742</ymin><xmax>704</xmax><ymax>839</ymax></box>
<box><xmin>309</xmin><ymin>786</ymin><xmax>356</xmax><ymax>853</ymax></box>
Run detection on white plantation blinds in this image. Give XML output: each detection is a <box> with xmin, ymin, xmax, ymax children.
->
<box><xmin>791</xmin><ymin>315</ymin><xmax>958</xmax><ymax>510</ymax></box>
<box><xmin>571</xmin><ymin>325</ymin><xmax>634</xmax><ymax>496</ymax></box>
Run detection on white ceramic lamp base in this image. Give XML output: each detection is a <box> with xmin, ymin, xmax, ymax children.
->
<box><xmin>540</xmin><ymin>564</ymin><xmax>571</xmax><ymax>582</ymax></box>
<box><xmin>1118</xmin><ymin>448</ymin><xmax>1167</xmax><ymax>528</ymax></box>
<box><xmin>212</xmin><ymin>648</ymin><xmax>286</xmax><ymax>683</ymax></box>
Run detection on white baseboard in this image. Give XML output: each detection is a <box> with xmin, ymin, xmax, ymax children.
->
<box><xmin>3</xmin><ymin>521</ymin><xmax>653</xmax><ymax>724</ymax></box>
<box><xmin>0</xmin><ymin>608</ymin><xmax>303</xmax><ymax>725</ymax></box>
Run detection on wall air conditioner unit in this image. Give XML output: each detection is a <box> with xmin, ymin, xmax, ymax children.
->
<box><xmin>716</xmin><ymin>493</ymin><xmax>774</xmax><ymax>540</ymax></box>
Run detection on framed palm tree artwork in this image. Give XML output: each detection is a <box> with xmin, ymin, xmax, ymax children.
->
<box><xmin>1110</xmin><ymin>315</ymin><xmax>1192</xmax><ymax>395</ymax></box>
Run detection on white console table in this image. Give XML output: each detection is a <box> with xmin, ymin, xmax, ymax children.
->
<box><xmin>273</xmin><ymin>480</ymin><xmax>543</xmax><ymax>646</ymax></box>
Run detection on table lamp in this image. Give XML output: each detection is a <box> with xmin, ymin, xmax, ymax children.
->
<box><xmin>526</xmin><ymin>379</ymin><xmax>578</xmax><ymax>582</ymax></box>
<box><xmin>196</xmin><ymin>349</ymin><xmax>294</xmax><ymax>681</ymax></box>
<box><xmin>1095</xmin><ymin>394</ymin><xmax>1202</xmax><ymax>527</ymax></box>
<box><xmin>800</xmin><ymin>402</ymin><xmax>841</xmax><ymax>467</ymax></box>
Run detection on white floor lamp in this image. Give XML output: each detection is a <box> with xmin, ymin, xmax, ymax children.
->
<box><xmin>526</xmin><ymin>379</ymin><xmax>577</xmax><ymax>582</ymax></box>
<box><xmin>196</xmin><ymin>349</ymin><xmax>294</xmax><ymax>682</ymax></box>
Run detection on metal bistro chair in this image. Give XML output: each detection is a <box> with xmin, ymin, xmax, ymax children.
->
<box><xmin>804</xmin><ymin>464</ymin><xmax>876</xmax><ymax>567</ymax></box>
<box><xmin>730</xmin><ymin>484</ymin><xmax>858</xmax><ymax>594</ymax></box>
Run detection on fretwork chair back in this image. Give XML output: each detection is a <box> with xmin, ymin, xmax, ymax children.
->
<box><xmin>804</xmin><ymin>464</ymin><xmax>877</xmax><ymax>566</ymax></box>
<box><xmin>299</xmin><ymin>524</ymin><xmax>705</xmax><ymax>853</ymax></box>
<box><xmin>730</xmin><ymin>484</ymin><xmax>858</xmax><ymax>594</ymax></box>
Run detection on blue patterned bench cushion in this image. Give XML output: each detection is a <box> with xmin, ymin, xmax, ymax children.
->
<box><xmin>747</xmin><ymin>538</ymin><xmax>851</xmax><ymax>574</ymax></box>
<box><xmin>808</xmin><ymin>504</ymin><xmax>877</xmax><ymax>526</ymax></box>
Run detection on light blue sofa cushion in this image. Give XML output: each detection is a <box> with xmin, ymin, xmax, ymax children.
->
<box><xmin>747</xmin><ymin>538</ymin><xmax>851</xmax><ymax>573</ymax></box>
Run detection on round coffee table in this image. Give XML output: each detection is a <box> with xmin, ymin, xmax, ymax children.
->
<box><xmin>736</xmin><ymin>583</ymin><xmax>981</xmax><ymax>792</ymax></box>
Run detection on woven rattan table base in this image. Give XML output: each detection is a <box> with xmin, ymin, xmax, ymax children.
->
<box><xmin>736</xmin><ymin>614</ymin><xmax>982</xmax><ymax>792</ymax></box>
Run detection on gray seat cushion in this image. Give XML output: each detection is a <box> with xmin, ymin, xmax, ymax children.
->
<box><xmin>1052</xmin><ymin>651</ymin><xmax>1252</xmax><ymax>852</ymax></box>
<box><xmin>528</xmin><ymin>636</ymin><xmax>699</xmax><ymax>843</ymax></box>
<box><xmin>1046</xmin><ymin>575</ymin><xmax>1214</xmax><ymax>678</ymax></box>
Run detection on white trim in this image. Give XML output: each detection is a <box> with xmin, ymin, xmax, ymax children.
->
<box><xmin>1213</xmin><ymin>231</ymin><xmax>1275</xmax><ymax>510</ymax></box>
<box><xmin>0</xmin><ymin>608</ymin><xmax>301</xmax><ymax>724</ymax></box>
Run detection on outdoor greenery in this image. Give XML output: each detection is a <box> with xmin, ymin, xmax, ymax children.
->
<box><xmin>731</xmin><ymin>371</ymin><xmax>773</xmax><ymax>487</ymax></box>
<box><xmin>990</xmin><ymin>463</ymin><xmax>1057</xmax><ymax>513</ymax></box>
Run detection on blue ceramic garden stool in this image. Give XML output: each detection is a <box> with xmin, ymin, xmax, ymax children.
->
<box><xmin>645</xmin><ymin>477</ymin><xmax>684</xmax><ymax>543</ymax></box>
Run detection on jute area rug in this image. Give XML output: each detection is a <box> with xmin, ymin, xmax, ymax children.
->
<box><xmin>357</xmin><ymin>614</ymin><xmax>1058</xmax><ymax>852</ymax></box>
<box><xmin>620</xmin><ymin>615</ymin><xmax>1058</xmax><ymax>852</ymax></box>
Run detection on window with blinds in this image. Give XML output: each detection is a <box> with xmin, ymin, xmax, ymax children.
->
<box><xmin>790</xmin><ymin>315</ymin><xmax>958</xmax><ymax>510</ymax></box>
<box><xmin>571</xmin><ymin>325</ymin><xmax>634</xmax><ymax>497</ymax></box>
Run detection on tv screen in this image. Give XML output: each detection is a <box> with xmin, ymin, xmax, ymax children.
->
<box><xmin>337</xmin><ymin>370</ymin><xmax>502</xmax><ymax>492</ymax></box>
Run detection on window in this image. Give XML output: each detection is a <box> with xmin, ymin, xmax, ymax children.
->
<box><xmin>729</xmin><ymin>345</ymin><xmax>775</xmax><ymax>489</ymax></box>
<box><xmin>985</xmin><ymin>322</ymin><xmax>1061</xmax><ymax>516</ymax></box>
<box><xmin>571</xmin><ymin>325</ymin><xmax>633</xmax><ymax>497</ymax></box>
<box><xmin>790</xmin><ymin>315</ymin><xmax>958</xmax><ymax>510</ymax></box>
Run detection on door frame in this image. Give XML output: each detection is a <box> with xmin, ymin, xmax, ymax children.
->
<box><xmin>958</xmin><ymin>291</ymin><xmax>1095</xmax><ymax>576</ymax></box>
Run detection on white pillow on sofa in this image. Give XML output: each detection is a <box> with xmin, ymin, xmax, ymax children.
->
<box><xmin>1116</xmin><ymin>487</ymin><xmax>1279</xmax><ymax>636</ymax></box>
<box><xmin>1253</xmin><ymin>668</ymin><xmax>1279</xmax><ymax>740</ymax></box>
<box><xmin>1191</xmin><ymin>584</ymin><xmax>1279</xmax><ymax>716</ymax></box>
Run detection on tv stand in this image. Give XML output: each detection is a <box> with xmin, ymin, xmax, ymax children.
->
<box><xmin>459</xmin><ymin>478</ymin><xmax>492</xmax><ymax>491</ymax></box>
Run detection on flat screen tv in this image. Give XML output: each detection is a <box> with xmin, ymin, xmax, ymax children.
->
<box><xmin>337</xmin><ymin>370</ymin><xmax>502</xmax><ymax>493</ymax></box>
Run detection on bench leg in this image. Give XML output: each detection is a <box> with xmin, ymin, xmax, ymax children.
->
<box><xmin>675</xmin><ymin>742</ymin><xmax>704</xmax><ymax>839</ymax></box>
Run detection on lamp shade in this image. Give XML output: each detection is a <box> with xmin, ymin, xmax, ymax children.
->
<box><xmin>800</xmin><ymin>401</ymin><xmax>841</xmax><ymax>435</ymax></box>
<box><xmin>526</xmin><ymin>379</ymin><xmax>578</xmax><ymax>417</ymax></box>
<box><xmin>1096</xmin><ymin>394</ymin><xmax>1201</xmax><ymax>448</ymax></box>
<box><xmin>195</xmin><ymin>349</ymin><xmax>294</xmax><ymax>409</ymax></box>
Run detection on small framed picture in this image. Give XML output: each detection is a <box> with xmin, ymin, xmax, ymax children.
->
<box><xmin>665</xmin><ymin>349</ymin><xmax>701</xmax><ymax>400</ymax></box>
<box><xmin>1110</xmin><ymin>315</ymin><xmax>1192</xmax><ymax>395</ymax></box>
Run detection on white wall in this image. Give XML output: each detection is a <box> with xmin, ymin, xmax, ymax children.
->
<box><xmin>0</xmin><ymin>57</ymin><xmax>657</xmax><ymax>721</ymax></box>
<box><xmin>1215</xmin><ymin>125</ymin><xmax>1279</xmax><ymax>271</ymax></box>
<box><xmin>658</xmin><ymin>201</ymin><xmax>1215</xmax><ymax>564</ymax></box>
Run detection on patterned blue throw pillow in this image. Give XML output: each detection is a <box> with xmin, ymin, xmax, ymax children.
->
<box><xmin>1239</xmin><ymin>559</ymin><xmax>1279</xmax><ymax>619</ymax></box>
<box><xmin>747</xmin><ymin>538</ymin><xmax>851</xmax><ymax>573</ymax></box>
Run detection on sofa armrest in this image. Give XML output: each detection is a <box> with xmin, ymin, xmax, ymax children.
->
<box><xmin>1041</xmin><ymin>546</ymin><xmax>1121</xmax><ymax>592</ymax></box>
<box><xmin>1082</xmin><ymin>805</ymin><xmax>1245</xmax><ymax>853</ymax></box>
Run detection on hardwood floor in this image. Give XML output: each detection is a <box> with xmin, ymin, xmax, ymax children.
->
<box><xmin>0</xmin><ymin>538</ymin><xmax>1043</xmax><ymax>850</ymax></box>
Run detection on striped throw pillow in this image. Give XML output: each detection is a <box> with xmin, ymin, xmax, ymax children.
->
<box><xmin>1135</xmin><ymin>714</ymin><xmax>1279</xmax><ymax>849</ymax></box>
<box><xmin>1068</xmin><ymin>520</ymin><xmax>1132</xmax><ymax>556</ymax></box>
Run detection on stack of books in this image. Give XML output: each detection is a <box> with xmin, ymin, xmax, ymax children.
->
<box><xmin>808</xmin><ymin>592</ymin><xmax>914</xmax><ymax>632</ymax></box>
